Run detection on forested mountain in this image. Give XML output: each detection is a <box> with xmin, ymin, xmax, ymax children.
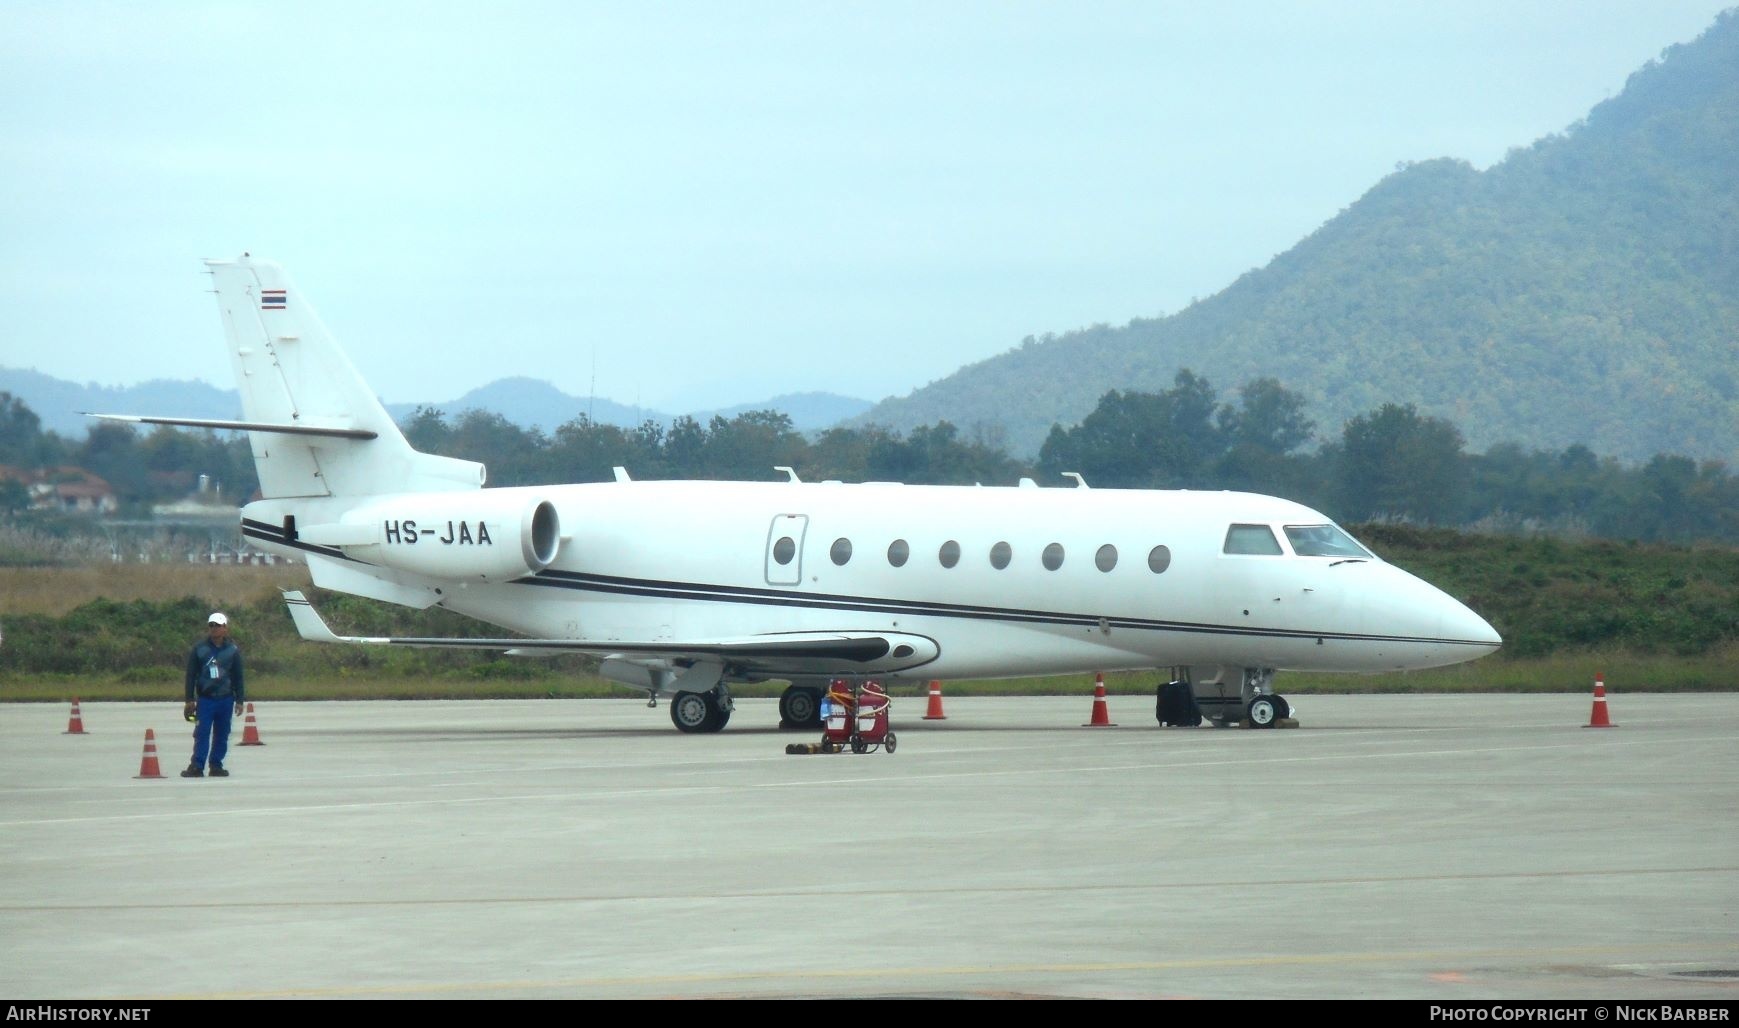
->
<box><xmin>857</xmin><ymin>11</ymin><xmax>1739</xmax><ymax>462</ymax></box>
<box><xmin>383</xmin><ymin>379</ymin><xmax>871</xmax><ymax>435</ymax></box>
<box><xmin>0</xmin><ymin>366</ymin><xmax>870</xmax><ymax>439</ymax></box>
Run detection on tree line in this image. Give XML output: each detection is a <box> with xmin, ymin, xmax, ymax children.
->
<box><xmin>0</xmin><ymin>395</ymin><xmax>256</xmax><ymax>517</ymax></box>
<box><xmin>1036</xmin><ymin>372</ymin><xmax>1739</xmax><ymax>544</ymax></box>
<box><xmin>3</xmin><ymin>375</ymin><xmax>1735</xmax><ymax>546</ymax></box>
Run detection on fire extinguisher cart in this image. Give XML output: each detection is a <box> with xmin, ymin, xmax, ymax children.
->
<box><xmin>820</xmin><ymin>678</ymin><xmax>897</xmax><ymax>754</ymax></box>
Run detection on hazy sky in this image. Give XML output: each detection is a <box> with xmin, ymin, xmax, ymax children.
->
<box><xmin>1</xmin><ymin>2</ymin><xmax>1730</xmax><ymax>414</ymax></box>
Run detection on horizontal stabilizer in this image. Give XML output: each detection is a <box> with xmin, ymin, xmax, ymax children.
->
<box><xmin>86</xmin><ymin>413</ymin><xmax>378</xmax><ymax>440</ymax></box>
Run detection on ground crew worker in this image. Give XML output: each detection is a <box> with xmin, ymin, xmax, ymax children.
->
<box><xmin>182</xmin><ymin>612</ymin><xmax>244</xmax><ymax>778</ymax></box>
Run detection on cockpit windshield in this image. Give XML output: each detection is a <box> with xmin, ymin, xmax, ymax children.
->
<box><xmin>1223</xmin><ymin>524</ymin><xmax>1285</xmax><ymax>555</ymax></box>
<box><xmin>1283</xmin><ymin>524</ymin><xmax>1373</xmax><ymax>559</ymax></box>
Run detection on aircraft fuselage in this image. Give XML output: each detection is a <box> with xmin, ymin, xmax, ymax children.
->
<box><xmin>245</xmin><ymin>478</ymin><xmax>1499</xmax><ymax>684</ymax></box>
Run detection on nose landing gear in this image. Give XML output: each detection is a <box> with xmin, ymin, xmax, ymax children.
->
<box><xmin>1246</xmin><ymin>693</ymin><xmax>1292</xmax><ymax>728</ymax></box>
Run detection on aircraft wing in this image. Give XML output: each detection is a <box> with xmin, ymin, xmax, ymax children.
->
<box><xmin>282</xmin><ymin>590</ymin><xmax>939</xmax><ymax>677</ymax></box>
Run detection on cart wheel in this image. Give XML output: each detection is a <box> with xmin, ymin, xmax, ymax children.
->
<box><xmin>884</xmin><ymin>731</ymin><xmax>897</xmax><ymax>754</ymax></box>
<box><xmin>850</xmin><ymin>735</ymin><xmax>867</xmax><ymax>754</ymax></box>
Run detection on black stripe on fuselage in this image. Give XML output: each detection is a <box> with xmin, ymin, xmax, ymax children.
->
<box><xmin>516</xmin><ymin>568</ymin><xmax>1492</xmax><ymax>649</ymax></box>
<box><xmin>241</xmin><ymin>517</ymin><xmax>361</xmax><ymax>563</ymax></box>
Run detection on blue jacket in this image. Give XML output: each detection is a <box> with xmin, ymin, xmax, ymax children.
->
<box><xmin>185</xmin><ymin>638</ymin><xmax>245</xmax><ymax>703</ymax></box>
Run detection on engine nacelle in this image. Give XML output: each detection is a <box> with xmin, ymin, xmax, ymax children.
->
<box><xmin>323</xmin><ymin>492</ymin><xmax>562</xmax><ymax>581</ymax></box>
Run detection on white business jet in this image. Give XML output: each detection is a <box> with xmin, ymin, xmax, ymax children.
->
<box><xmin>95</xmin><ymin>255</ymin><xmax>1500</xmax><ymax>733</ymax></box>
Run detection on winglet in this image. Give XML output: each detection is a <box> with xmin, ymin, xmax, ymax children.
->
<box><xmin>283</xmin><ymin>589</ymin><xmax>357</xmax><ymax>644</ymax></box>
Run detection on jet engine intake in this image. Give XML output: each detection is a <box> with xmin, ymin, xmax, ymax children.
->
<box><xmin>330</xmin><ymin>493</ymin><xmax>561</xmax><ymax>581</ymax></box>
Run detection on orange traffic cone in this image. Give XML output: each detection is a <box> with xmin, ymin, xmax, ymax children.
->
<box><xmin>134</xmin><ymin>729</ymin><xmax>165</xmax><ymax>779</ymax></box>
<box><xmin>922</xmin><ymin>681</ymin><xmax>947</xmax><ymax>720</ymax></box>
<box><xmin>1082</xmin><ymin>673</ymin><xmax>1117</xmax><ymax>727</ymax></box>
<box><xmin>63</xmin><ymin>698</ymin><xmax>88</xmax><ymax>735</ymax></box>
<box><xmin>1585</xmin><ymin>673</ymin><xmax>1615</xmax><ymax>728</ymax></box>
<box><xmin>238</xmin><ymin>702</ymin><xmax>265</xmax><ymax>746</ymax></box>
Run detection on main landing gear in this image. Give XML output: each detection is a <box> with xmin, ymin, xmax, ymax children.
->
<box><xmin>778</xmin><ymin>684</ymin><xmax>824</xmax><ymax>729</ymax></box>
<box><xmin>670</xmin><ymin>684</ymin><xmax>733</xmax><ymax>734</ymax></box>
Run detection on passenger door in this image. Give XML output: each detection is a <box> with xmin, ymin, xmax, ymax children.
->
<box><xmin>765</xmin><ymin>514</ymin><xmax>807</xmax><ymax>586</ymax></box>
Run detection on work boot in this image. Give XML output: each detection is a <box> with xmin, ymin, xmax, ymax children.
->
<box><xmin>208</xmin><ymin>767</ymin><xmax>229</xmax><ymax>777</ymax></box>
<box><xmin>180</xmin><ymin>764</ymin><xmax>204</xmax><ymax>778</ymax></box>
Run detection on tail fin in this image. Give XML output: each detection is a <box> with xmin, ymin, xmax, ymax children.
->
<box><xmin>205</xmin><ymin>254</ymin><xmax>483</xmax><ymax>499</ymax></box>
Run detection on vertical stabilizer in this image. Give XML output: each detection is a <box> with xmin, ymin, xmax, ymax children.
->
<box><xmin>205</xmin><ymin>255</ymin><xmax>483</xmax><ymax>499</ymax></box>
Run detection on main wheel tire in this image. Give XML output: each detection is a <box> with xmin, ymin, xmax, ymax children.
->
<box><xmin>1271</xmin><ymin>694</ymin><xmax>1291</xmax><ymax>720</ymax></box>
<box><xmin>670</xmin><ymin>692</ymin><xmax>712</xmax><ymax>733</ymax></box>
<box><xmin>779</xmin><ymin>687</ymin><xmax>822</xmax><ymax>728</ymax></box>
<box><xmin>703</xmin><ymin>686</ymin><xmax>733</xmax><ymax>733</ymax></box>
<box><xmin>1247</xmin><ymin>695</ymin><xmax>1278</xmax><ymax>728</ymax></box>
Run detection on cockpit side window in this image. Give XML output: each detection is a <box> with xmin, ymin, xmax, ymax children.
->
<box><xmin>1283</xmin><ymin>524</ymin><xmax>1373</xmax><ymax>559</ymax></box>
<box><xmin>1223</xmin><ymin>524</ymin><xmax>1284</xmax><ymax>555</ymax></box>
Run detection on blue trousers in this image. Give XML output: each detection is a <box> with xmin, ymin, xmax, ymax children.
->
<box><xmin>191</xmin><ymin>696</ymin><xmax>236</xmax><ymax>770</ymax></box>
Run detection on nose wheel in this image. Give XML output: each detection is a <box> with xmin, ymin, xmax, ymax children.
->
<box><xmin>1246</xmin><ymin>694</ymin><xmax>1291</xmax><ymax>728</ymax></box>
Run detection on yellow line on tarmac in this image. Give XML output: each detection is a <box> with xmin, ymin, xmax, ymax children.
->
<box><xmin>159</xmin><ymin>941</ymin><xmax>1739</xmax><ymax>1000</ymax></box>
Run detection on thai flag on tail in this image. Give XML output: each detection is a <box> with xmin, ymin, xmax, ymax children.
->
<box><xmin>261</xmin><ymin>289</ymin><xmax>287</xmax><ymax>310</ymax></box>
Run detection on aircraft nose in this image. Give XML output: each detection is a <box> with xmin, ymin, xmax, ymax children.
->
<box><xmin>1399</xmin><ymin>569</ymin><xmax>1501</xmax><ymax>647</ymax></box>
<box><xmin>1418</xmin><ymin>580</ymin><xmax>1502</xmax><ymax>665</ymax></box>
<box><xmin>1450</xmin><ymin>601</ymin><xmax>1503</xmax><ymax>653</ymax></box>
<box><xmin>1364</xmin><ymin>564</ymin><xmax>1502</xmax><ymax>668</ymax></box>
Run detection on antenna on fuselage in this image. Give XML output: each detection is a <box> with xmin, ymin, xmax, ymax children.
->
<box><xmin>1062</xmin><ymin>472</ymin><xmax>1090</xmax><ymax>489</ymax></box>
<box><xmin>775</xmin><ymin>466</ymin><xmax>801</xmax><ymax>483</ymax></box>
